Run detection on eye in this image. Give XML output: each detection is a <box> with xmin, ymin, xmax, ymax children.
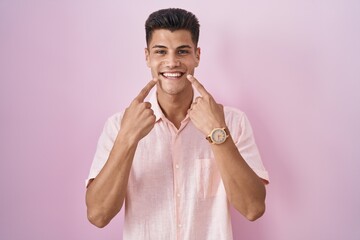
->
<box><xmin>155</xmin><ymin>50</ymin><xmax>166</xmax><ymax>55</ymax></box>
<box><xmin>178</xmin><ymin>49</ymin><xmax>189</xmax><ymax>55</ymax></box>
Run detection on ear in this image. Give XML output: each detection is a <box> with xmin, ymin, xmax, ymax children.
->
<box><xmin>195</xmin><ymin>47</ymin><xmax>201</xmax><ymax>67</ymax></box>
<box><xmin>145</xmin><ymin>48</ymin><xmax>150</xmax><ymax>67</ymax></box>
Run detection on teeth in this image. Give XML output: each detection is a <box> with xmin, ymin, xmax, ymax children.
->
<box><xmin>162</xmin><ymin>72</ymin><xmax>182</xmax><ymax>78</ymax></box>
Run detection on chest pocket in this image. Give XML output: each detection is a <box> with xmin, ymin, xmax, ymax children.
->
<box><xmin>195</xmin><ymin>158</ymin><xmax>222</xmax><ymax>199</ymax></box>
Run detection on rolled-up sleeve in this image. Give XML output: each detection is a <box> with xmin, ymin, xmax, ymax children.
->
<box><xmin>85</xmin><ymin>113</ymin><xmax>122</xmax><ymax>187</ymax></box>
<box><xmin>226</xmin><ymin>107</ymin><xmax>269</xmax><ymax>183</ymax></box>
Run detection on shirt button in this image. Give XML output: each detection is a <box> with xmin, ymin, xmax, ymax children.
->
<box><xmin>175</xmin><ymin>164</ymin><xmax>179</xmax><ymax>169</ymax></box>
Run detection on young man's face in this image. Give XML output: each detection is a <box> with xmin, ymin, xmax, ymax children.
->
<box><xmin>145</xmin><ymin>29</ymin><xmax>200</xmax><ymax>96</ymax></box>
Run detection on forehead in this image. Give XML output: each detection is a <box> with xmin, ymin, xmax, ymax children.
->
<box><xmin>149</xmin><ymin>29</ymin><xmax>195</xmax><ymax>48</ymax></box>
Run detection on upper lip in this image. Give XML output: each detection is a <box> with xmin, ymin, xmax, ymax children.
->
<box><xmin>160</xmin><ymin>70</ymin><xmax>185</xmax><ymax>74</ymax></box>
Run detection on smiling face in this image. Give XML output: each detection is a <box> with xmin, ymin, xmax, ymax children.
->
<box><xmin>145</xmin><ymin>29</ymin><xmax>200</xmax><ymax>96</ymax></box>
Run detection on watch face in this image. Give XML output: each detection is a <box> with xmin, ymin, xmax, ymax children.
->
<box><xmin>211</xmin><ymin>128</ymin><xmax>227</xmax><ymax>144</ymax></box>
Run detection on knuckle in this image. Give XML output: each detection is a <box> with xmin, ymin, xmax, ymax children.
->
<box><xmin>138</xmin><ymin>91</ymin><xmax>146</xmax><ymax>99</ymax></box>
<box><xmin>139</xmin><ymin>88</ymin><xmax>149</xmax><ymax>97</ymax></box>
<box><xmin>142</xmin><ymin>103</ymin><xmax>152</xmax><ymax>110</ymax></box>
<box><xmin>145</xmin><ymin>102</ymin><xmax>152</xmax><ymax>108</ymax></box>
<box><xmin>132</xmin><ymin>99</ymin><xmax>140</xmax><ymax>105</ymax></box>
<box><xmin>141</xmin><ymin>87</ymin><xmax>149</xmax><ymax>94</ymax></box>
<box><xmin>144</xmin><ymin>108</ymin><xmax>153</xmax><ymax>116</ymax></box>
<box><xmin>203</xmin><ymin>94</ymin><xmax>211</xmax><ymax>101</ymax></box>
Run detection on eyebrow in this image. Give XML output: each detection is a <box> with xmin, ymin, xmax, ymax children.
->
<box><xmin>151</xmin><ymin>45</ymin><xmax>193</xmax><ymax>49</ymax></box>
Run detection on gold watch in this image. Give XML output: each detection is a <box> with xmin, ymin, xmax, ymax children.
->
<box><xmin>206</xmin><ymin>128</ymin><xmax>229</xmax><ymax>144</ymax></box>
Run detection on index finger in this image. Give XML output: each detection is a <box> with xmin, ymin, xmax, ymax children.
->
<box><xmin>187</xmin><ymin>74</ymin><xmax>210</xmax><ymax>97</ymax></box>
<box><xmin>135</xmin><ymin>78</ymin><xmax>158</xmax><ymax>102</ymax></box>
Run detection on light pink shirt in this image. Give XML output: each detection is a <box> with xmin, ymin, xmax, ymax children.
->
<box><xmin>86</xmin><ymin>90</ymin><xmax>269</xmax><ymax>240</ymax></box>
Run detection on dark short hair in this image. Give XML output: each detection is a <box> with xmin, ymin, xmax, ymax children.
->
<box><xmin>145</xmin><ymin>8</ymin><xmax>200</xmax><ymax>47</ymax></box>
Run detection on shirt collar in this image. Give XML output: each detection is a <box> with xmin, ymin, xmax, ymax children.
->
<box><xmin>148</xmin><ymin>88</ymin><xmax>201</xmax><ymax>122</ymax></box>
<box><xmin>148</xmin><ymin>89</ymin><xmax>163</xmax><ymax>122</ymax></box>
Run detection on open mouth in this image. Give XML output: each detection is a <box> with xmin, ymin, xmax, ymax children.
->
<box><xmin>160</xmin><ymin>72</ymin><xmax>185</xmax><ymax>80</ymax></box>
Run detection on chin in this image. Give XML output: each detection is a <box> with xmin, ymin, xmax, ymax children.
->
<box><xmin>159</xmin><ymin>86</ymin><xmax>183</xmax><ymax>95</ymax></box>
<box><xmin>158</xmin><ymin>82</ymin><xmax>186</xmax><ymax>96</ymax></box>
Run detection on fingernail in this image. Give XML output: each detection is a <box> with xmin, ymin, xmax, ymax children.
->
<box><xmin>187</xmin><ymin>74</ymin><xmax>193</xmax><ymax>80</ymax></box>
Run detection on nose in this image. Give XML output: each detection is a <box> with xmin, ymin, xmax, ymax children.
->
<box><xmin>163</xmin><ymin>54</ymin><xmax>180</xmax><ymax>68</ymax></box>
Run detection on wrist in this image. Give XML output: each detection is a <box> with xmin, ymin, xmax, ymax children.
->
<box><xmin>206</xmin><ymin>127</ymin><xmax>230</xmax><ymax>145</ymax></box>
<box><xmin>204</xmin><ymin>121</ymin><xmax>227</xmax><ymax>135</ymax></box>
<box><xmin>116</xmin><ymin>129</ymin><xmax>140</xmax><ymax>147</ymax></box>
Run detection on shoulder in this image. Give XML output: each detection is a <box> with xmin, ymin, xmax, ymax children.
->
<box><xmin>223</xmin><ymin>106</ymin><xmax>246</xmax><ymax>121</ymax></box>
<box><xmin>107</xmin><ymin>111</ymin><xmax>124</xmax><ymax>123</ymax></box>
<box><xmin>102</xmin><ymin>111</ymin><xmax>125</xmax><ymax>132</ymax></box>
<box><xmin>223</xmin><ymin>106</ymin><xmax>251</xmax><ymax>137</ymax></box>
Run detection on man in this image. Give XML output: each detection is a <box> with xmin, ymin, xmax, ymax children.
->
<box><xmin>86</xmin><ymin>8</ymin><xmax>269</xmax><ymax>239</ymax></box>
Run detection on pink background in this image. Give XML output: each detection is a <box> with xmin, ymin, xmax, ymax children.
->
<box><xmin>1</xmin><ymin>0</ymin><xmax>359</xmax><ymax>239</ymax></box>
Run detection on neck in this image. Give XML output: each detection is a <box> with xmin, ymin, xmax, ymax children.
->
<box><xmin>157</xmin><ymin>88</ymin><xmax>193</xmax><ymax>129</ymax></box>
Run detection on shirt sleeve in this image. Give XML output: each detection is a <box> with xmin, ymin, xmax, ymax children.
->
<box><xmin>225</xmin><ymin>107</ymin><xmax>269</xmax><ymax>184</ymax></box>
<box><xmin>85</xmin><ymin>113</ymin><xmax>122</xmax><ymax>187</ymax></box>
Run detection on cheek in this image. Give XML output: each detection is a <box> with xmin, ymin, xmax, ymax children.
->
<box><xmin>186</xmin><ymin>55</ymin><xmax>199</xmax><ymax>66</ymax></box>
<box><xmin>149</xmin><ymin>61</ymin><xmax>163</xmax><ymax>77</ymax></box>
<box><xmin>185</xmin><ymin>59</ymin><xmax>199</xmax><ymax>69</ymax></box>
<box><xmin>148</xmin><ymin>59</ymin><xmax>159</xmax><ymax>71</ymax></box>
<box><xmin>150</xmin><ymin>57</ymin><xmax>162</xmax><ymax>66</ymax></box>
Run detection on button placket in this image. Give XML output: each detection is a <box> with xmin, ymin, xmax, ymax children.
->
<box><xmin>172</xmin><ymin>132</ymin><xmax>183</xmax><ymax>239</ymax></box>
<box><xmin>167</xmin><ymin>119</ymin><xmax>190</xmax><ymax>240</ymax></box>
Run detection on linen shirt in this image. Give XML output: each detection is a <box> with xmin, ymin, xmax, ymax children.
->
<box><xmin>86</xmin><ymin>89</ymin><xmax>269</xmax><ymax>240</ymax></box>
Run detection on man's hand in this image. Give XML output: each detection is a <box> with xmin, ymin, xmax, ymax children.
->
<box><xmin>187</xmin><ymin>75</ymin><xmax>226</xmax><ymax>136</ymax></box>
<box><xmin>120</xmin><ymin>79</ymin><xmax>158</xmax><ymax>143</ymax></box>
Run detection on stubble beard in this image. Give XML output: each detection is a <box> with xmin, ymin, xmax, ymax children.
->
<box><xmin>157</xmin><ymin>76</ymin><xmax>191</xmax><ymax>96</ymax></box>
